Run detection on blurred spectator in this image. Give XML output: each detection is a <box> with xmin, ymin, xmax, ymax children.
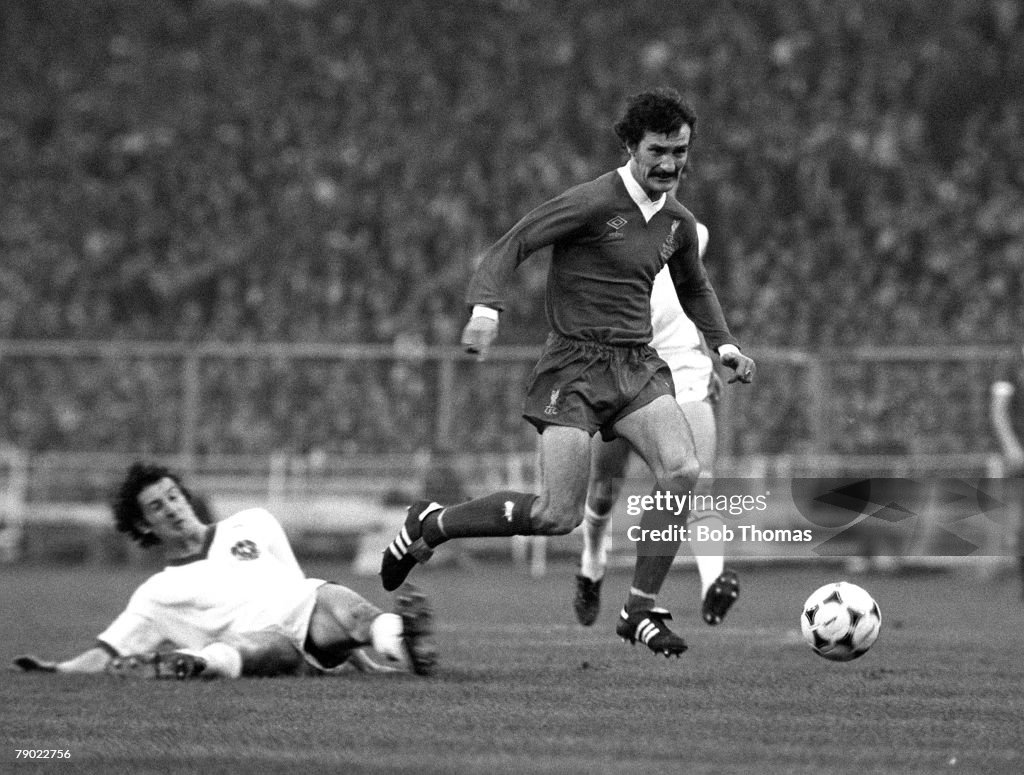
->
<box><xmin>0</xmin><ymin>0</ymin><xmax>1021</xmax><ymax>457</ymax></box>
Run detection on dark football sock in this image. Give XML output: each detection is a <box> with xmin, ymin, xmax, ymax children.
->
<box><xmin>627</xmin><ymin>488</ymin><xmax>689</xmax><ymax>611</ymax></box>
<box><xmin>421</xmin><ymin>491</ymin><xmax>536</xmax><ymax>546</ymax></box>
<box><xmin>627</xmin><ymin>556</ymin><xmax>677</xmax><ymax>613</ymax></box>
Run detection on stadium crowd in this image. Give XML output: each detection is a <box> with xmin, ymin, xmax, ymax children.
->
<box><xmin>1</xmin><ymin>0</ymin><xmax>1021</xmax><ymax>460</ymax></box>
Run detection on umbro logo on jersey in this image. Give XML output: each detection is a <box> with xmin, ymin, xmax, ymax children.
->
<box><xmin>231</xmin><ymin>539</ymin><xmax>260</xmax><ymax>560</ymax></box>
<box><xmin>604</xmin><ymin>215</ymin><xmax>628</xmax><ymax>241</ymax></box>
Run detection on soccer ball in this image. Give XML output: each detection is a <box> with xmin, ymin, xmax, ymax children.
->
<box><xmin>800</xmin><ymin>582</ymin><xmax>881</xmax><ymax>662</ymax></box>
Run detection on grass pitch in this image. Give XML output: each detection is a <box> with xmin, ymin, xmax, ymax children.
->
<box><xmin>3</xmin><ymin>559</ymin><xmax>1023</xmax><ymax>774</ymax></box>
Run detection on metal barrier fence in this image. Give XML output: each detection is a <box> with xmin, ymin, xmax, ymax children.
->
<box><xmin>2</xmin><ymin>339</ymin><xmax>1018</xmax><ymax>563</ymax></box>
<box><xmin>1</xmin><ymin>340</ymin><xmax>1017</xmax><ymax>471</ymax></box>
<box><xmin>1</xmin><ymin>445</ymin><xmax>1013</xmax><ymax>571</ymax></box>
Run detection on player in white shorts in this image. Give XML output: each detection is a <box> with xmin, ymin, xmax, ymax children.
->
<box><xmin>573</xmin><ymin>222</ymin><xmax>740</xmax><ymax>635</ymax></box>
<box><xmin>13</xmin><ymin>462</ymin><xmax>436</xmax><ymax>679</ymax></box>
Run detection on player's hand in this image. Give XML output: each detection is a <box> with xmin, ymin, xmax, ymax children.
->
<box><xmin>12</xmin><ymin>654</ymin><xmax>58</xmax><ymax>673</ymax></box>
<box><xmin>721</xmin><ymin>350</ymin><xmax>756</xmax><ymax>384</ymax></box>
<box><xmin>461</xmin><ymin>315</ymin><xmax>498</xmax><ymax>361</ymax></box>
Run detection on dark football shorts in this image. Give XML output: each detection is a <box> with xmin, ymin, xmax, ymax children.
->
<box><xmin>523</xmin><ymin>333</ymin><xmax>675</xmax><ymax>440</ymax></box>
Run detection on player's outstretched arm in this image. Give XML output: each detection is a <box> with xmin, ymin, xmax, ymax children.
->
<box><xmin>13</xmin><ymin>646</ymin><xmax>112</xmax><ymax>675</ymax></box>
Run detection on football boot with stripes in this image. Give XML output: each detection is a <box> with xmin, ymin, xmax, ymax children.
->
<box><xmin>615</xmin><ymin>607</ymin><xmax>688</xmax><ymax>657</ymax></box>
<box><xmin>154</xmin><ymin>649</ymin><xmax>209</xmax><ymax>679</ymax></box>
<box><xmin>701</xmin><ymin>569</ymin><xmax>740</xmax><ymax>626</ymax></box>
<box><xmin>573</xmin><ymin>574</ymin><xmax>603</xmax><ymax>627</ymax></box>
<box><xmin>394</xmin><ymin>585</ymin><xmax>438</xmax><ymax>676</ymax></box>
<box><xmin>380</xmin><ymin>501</ymin><xmax>443</xmax><ymax>591</ymax></box>
<box><xmin>105</xmin><ymin>652</ymin><xmax>161</xmax><ymax>679</ymax></box>
<box><xmin>105</xmin><ymin>650</ymin><xmax>208</xmax><ymax>680</ymax></box>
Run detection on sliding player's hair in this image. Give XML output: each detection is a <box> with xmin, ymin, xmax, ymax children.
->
<box><xmin>111</xmin><ymin>462</ymin><xmax>214</xmax><ymax>547</ymax></box>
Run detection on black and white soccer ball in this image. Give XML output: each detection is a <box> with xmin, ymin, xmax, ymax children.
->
<box><xmin>800</xmin><ymin>581</ymin><xmax>881</xmax><ymax>662</ymax></box>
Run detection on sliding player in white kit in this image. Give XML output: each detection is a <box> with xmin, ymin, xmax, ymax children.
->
<box><xmin>573</xmin><ymin>222</ymin><xmax>740</xmax><ymax>629</ymax></box>
<box><xmin>13</xmin><ymin>462</ymin><xmax>436</xmax><ymax>679</ymax></box>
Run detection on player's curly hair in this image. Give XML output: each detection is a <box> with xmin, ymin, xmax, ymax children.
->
<box><xmin>111</xmin><ymin>462</ymin><xmax>214</xmax><ymax>547</ymax></box>
<box><xmin>613</xmin><ymin>87</ymin><xmax>697</xmax><ymax>149</ymax></box>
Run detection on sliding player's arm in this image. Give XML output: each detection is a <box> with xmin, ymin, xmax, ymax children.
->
<box><xmin>14</xmin><ymin>585</ymin><xmax>174</xmax><ymax>676</ymax></box>
<box><xmin>14</xmin><ymin>645</ymin><xmax>113</xmax><ymax>674</ymax></box>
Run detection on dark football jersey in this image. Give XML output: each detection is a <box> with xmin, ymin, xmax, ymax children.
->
<box><xmin>466</xmin><ymin>171</ymin><xmax>738</xmax><ymax>351</ymax></box>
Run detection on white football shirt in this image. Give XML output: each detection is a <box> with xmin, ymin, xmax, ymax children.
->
<box><xmin>649</xmin><ymin>222</ymin><xmax>714</xmax><ymax>403</ymax></box>
<box><xmin>98</xmin><ymin>508</ymin><xmax>325</xmax><ymax>656</ymax></box>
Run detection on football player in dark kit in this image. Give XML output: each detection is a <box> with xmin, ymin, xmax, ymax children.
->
<box><xmin>381</xmin><ymin>87</ymin><xmax>755</xmax><ymax>657</ymax></box>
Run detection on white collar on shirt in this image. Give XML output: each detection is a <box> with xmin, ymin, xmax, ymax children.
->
<box><xmin>617</xmin><ymin>164</ymin><xmax>666</xmax><ymax>223</ymax></box>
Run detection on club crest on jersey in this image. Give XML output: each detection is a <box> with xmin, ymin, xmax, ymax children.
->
<box><xmin>544</xmin><ymin>388</ymin><xmax>560</xmax><ymax>415</ymax></box>
<box><xmin>659</xmin><ymin>220</ymin><xmax>681</xmax><ymax>261</ymax></box>
<box><xmin>231</xmin><ymin>539</ymin><xmax>260</xmax><ymax>560</ymax></box>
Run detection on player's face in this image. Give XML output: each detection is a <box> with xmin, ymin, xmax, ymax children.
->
<box><xmin>628</xmin><ymin>126</ymin><xmax>691</xmax><ymax>199</ymax></box>
<box><xmin>136</xmin><ymin>477</ymin><xmax>204</xmax><ymax>543</ymax></box>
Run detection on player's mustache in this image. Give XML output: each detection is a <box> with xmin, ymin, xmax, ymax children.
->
<box><xmin>650</xmin><ymin>170</ymin><xmax>678</xmax><ymax>180</ymax></box>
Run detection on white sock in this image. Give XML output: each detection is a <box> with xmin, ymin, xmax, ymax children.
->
<box><xmin>690</xmin><ymin>512</ymin><xmax>725</xmax><ymax>597</ymax></box>
<box><xmin>694</xmin><ymin>552</ymin><xmax>725</xmax><ymax>598</ymax></box>
<box><xmin>370</xmin><ymin>613</ymin><xmax>406</xmax><ymax>664</ymax></box>
<box><xmin>580</xmin><ymin>505</ymin><xmax>611</xmax><ymax>581</ymax></box>
<box><xmin>196</xmin><ymin>643</ymin><xmax>243</xmax><ymax>679</ymax></box>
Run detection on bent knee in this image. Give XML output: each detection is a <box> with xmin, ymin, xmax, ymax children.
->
<box><xmin>530</xmin><ymin>507</ymin><xmax>582</xmax><ymax>536</ymax></box>
<box><xmin>661</xmin><ymin>459</ymin><xmax>701</xmax><ymax>489</ymax></box>
<box><xmin>587</xmin><ymin>491</ymin><xmax>618</xmax><ymax>517</ymax></box>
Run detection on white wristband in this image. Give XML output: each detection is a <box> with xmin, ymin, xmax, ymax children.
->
<box><xmin>717</xmin><ymin>344</ymin><xmax>740</xmax><ymax>358</ymax></box>
<box><xmin>471</xmin><ymin>305</ymin><xmax>499</xmax><ymax>321</ymax></box>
